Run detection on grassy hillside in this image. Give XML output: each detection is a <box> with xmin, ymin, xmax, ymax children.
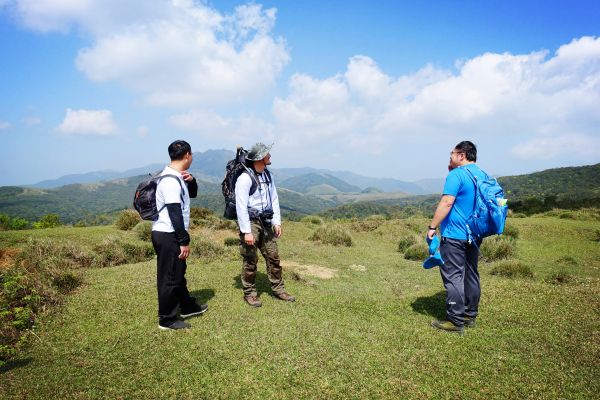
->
<box><xmin>1</xmin><ymin>213</ymin><xmax>598</xmax><ymax>399</ymax></box>
<box><xmin>279</xmin><ymin>172</ymin><xmax>362</xmax><ymax>194</ymax></box>
<box><xmin>499</xmin><ymin>163</ymin><xmax>600</xmax><ymax>201</ymax></box>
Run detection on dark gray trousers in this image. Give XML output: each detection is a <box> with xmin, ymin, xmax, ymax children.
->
<box><xmin>439</xmin><ymin>237</ymin><xmax>481</xmax><ymax>327</ymax></box>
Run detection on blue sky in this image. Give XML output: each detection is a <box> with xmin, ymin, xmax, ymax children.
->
<box><xmin>1</xmin><ymin>0</ymin><xmax>599</xmax><ymax>186</ymax></box>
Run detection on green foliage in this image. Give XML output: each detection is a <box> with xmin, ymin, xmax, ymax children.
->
<box><xmin>0</xmin><ymin>214</ymin><xmax>30</xmax><ymax>230</ymax></box>
<box><xmin>115</xmin><ymin>209</ymin><xmax>140</xmax><ymax>231</ymax></box>
<box><xmin>480</xmin><ymin>236</ymin><xmax>517</xmax><ymax>262</ymax></box>
<box><xmin>133</xmin><ymin>221</ymin><xmax>153</xmax><ymax>242</ymax></box>
<box><xmin>490</xmin><ymin>260</ymin><xmax>533</xmax><ymax>278</ymax></box>
<box><xmin>223</xmin><ymin>237</ymin><xmax>239</xmax><ymax>247</ymax></box>
<box><xmin>309</xmin><ymin>225</ymin><xmax>353</xmax><ymax>247</ymax></box>
<box><xmin>403</xmin><ymin>243</ymin><xmax>428</xmax><ymax>261</ymax></box>
<box><xmin>192</xmin><ymin>237</ymin><xmax>228</xmax><ymax>262</ymax></box>
<box><xmin>352</xmin><ymin>214</ymin><xmax>386</xmax><ymax>232</ymax></box>
<box><xmin>301</xmin><ymin>215</ymin><xmax>324</xmax><ymax>225</ymax></box>
<box><xmin>397</xmin><ymin>235</ymin><xmax>418</xmax><ymax>253</ymax></box>
<box><xmin>502</xmin><ymin>223</ymin><xmax>519</xmax><ymax>239</ymax></box>
<box><xmin>190</xmin><ymin>207</ymin><xmax>216</xmax><ymax>220</ymax></box>
<box><xmin>544</xmin><ymin>271</ymin><xmax>573</xmax><ymax>285</ymax></box>
<box><xmin>93</xmin><ymin>237</ymin><xmax>154</xmax><ymax>267</ymax></box>
<box><xmin>33</xmin><ymin>214</ymin><xmax>61</xmax><ymax>229</ymax></box>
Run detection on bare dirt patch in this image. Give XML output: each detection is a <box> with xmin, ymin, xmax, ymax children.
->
<box><xmin>282</xmin><ymin>261</ymin><xmax>337</xmax><ymax>279</ymax></box>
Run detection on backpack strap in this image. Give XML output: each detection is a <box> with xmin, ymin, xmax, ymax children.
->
<box><xmin>156</xmin><ymin>174</ymin><xmax>185</xmax><ymax>214</ymax></box>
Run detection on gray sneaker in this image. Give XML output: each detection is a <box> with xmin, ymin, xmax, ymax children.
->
<box><xmin>431</xmin><ymin>319</ymin><xmax>464</xmax><ymax>334</ymax></box>
<box><xmin>180</xmin><ymin>304</ymin><xmax>208</xmax><ymax>319</ymax></box>
<box><xmin>159</xmin><ymin>320</ymin><xmax>191</xmax><ymax>330</ymax></box>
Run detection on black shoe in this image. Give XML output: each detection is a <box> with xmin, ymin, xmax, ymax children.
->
<box><xmin>464</xmin><ymin>316</ymin><xmax>476</xmax><ymax>328</ymax></box>
<box><xmin>431</xmin><ymin>319</ymin><xmax>464</xmax><ymax>334</ymax></box>
<box><xmin>158</xmin><ymin>320</ymin><xmax>191</xmax><ymax>330</ymax></box>
<box><xmin>180</xmin><ymin>304</ymin><xmax>208</xmax><ymax>319</ymax></box>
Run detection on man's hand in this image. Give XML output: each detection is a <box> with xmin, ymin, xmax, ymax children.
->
<box><xmin>427</xmin><ymin>228</ymin><xmax>436</xmax><ymax>240</ymax></box>
<box><xmin>181</xmin><ymin>170</ymin><xmax>194</xmax><ymax>182</ymax></box>
<box><xmin>273</xmin><ymin>224</ymin><xmax>282</xmax><ymax>238</ymax></box>
<box><xmin>179</xmin><ymin>245</ymin><xmax>190</xmax><ymax>260</ymax></box>
<box><xmin>244</xmin><ymin>233</ymin><xmax>255</xmax><ymax>246</ymax></box>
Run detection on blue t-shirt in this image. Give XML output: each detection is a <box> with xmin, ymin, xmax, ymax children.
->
<box><xmin>440</xmin><ymin>164</ymin><xmax>487</xmax><ymax>240</ymax></box>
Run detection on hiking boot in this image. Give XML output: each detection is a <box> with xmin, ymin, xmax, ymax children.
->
<box><xmin>158</xmin><ymin>320</ymin><xmax>191</xmax><ymax>330</ymax></box>
<box><xmin>180</xmin><ymin>303</ymin><xmax>208</xmax><ymax>319</ymax></box>
<box><xmin>273</xmin><ymin>291</ymin><xmax>296</xmax><ymax>302</ymax></box>
<box><xmin>464</xmin><ymin>316</ymin><xmax>476</xmax><ymax>328</ymax></box>
<box><xmin>431</xmin><ymin>319</ymin><xmax>464</xmax><ymax>334</ymax></box>
<box><xmin>244</xmin><ymin>295</ymin><xmax>262</xmax><ymax>308</ymax></box>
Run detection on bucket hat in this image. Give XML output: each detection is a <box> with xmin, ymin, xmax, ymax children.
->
<box><xmin>246</xmin><ymin>142</ymin><xmax>273</xmax><ymax>161</ymax></box>
<box><xmin>423</xmin><ymin>235</ymin><xmax>444</xmax><ymax>269</ymax></box>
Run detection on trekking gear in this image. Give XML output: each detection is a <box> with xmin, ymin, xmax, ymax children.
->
<box><xmin>456</xmin><ymin>166</ymin><xmax>508</xmax><ymax>244</ymax></box>
<box><xmin>273</xmin><ymin>291</ymin><xmax>296</xmax><ymax>302</ymax></box>
<box><xmin>133</xmin><ymin>172</ymin><xmax>184</xmax><ymax>221</ymax></box>
<box><xmin>222</xmin><ymin>147</ymin><xmax>272</xmax><ymax>220</ymax></box>
<box><xmin>423</xmin><ymin>234</ymin><xmax>444</xmax><ymax>269</ymax></box>
<box><xmin>244</xmin><ymin>295</ymin><xmax>263</xmax><ymax>308</ymax></box>
<box><xmin>431</xmin><ymin>319</ymin><xmax>464</xmax><ymax>334</ymax></box>
<box><xmin>180</xmin><ymin>303</ymin><xmax>208</xmax><ymax>319</ymax></box>
<box><xmin>246</xmin><ymin>142</ymin><xmax>273</xmax><ymax>161</ymax></box>
<box><xmin>158</xmin><ymin>320</ymin><xmax>191</xmax><ymax>330</ymax></box>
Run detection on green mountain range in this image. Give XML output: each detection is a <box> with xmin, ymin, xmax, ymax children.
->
<box><xmin>1</xmin><ymin>160</ymin><xmax>598</xmax><ymax>224</ymax></box>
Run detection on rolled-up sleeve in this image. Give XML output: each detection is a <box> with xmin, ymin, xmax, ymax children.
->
<box><xmin>235</xmin><ymin>173</ymin><xmax>253</xmax><ymax>233</ymax></box>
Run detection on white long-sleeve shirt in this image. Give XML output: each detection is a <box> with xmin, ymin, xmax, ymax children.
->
<box><xmin>235</xmin><ymin>170</ymin><xmax>281</xmax><ymax>233</ymax></box>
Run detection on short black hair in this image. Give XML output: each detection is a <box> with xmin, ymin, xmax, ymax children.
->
<box><xmin>168</xmin><ymin>140</ymin><xmax>191</xmax><ymax>161</ymax></box>
<box><xmin>454</xmin><ymin>140</ymin><xmax>477</xmax><ymax>162</ymax></box>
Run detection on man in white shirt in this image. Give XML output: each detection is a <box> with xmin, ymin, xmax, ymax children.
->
<box><xmin>152</xmin><ymin>140</ymin><xmax>208</xmax><ymax>330</ymax></box>
<box><xmin>236</xmin><ymin>143</ymin><xmax>295</xmax><ymax>307</ymax></box>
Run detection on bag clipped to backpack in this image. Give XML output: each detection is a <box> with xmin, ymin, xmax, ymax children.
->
<box><xmin>221</xmin><ymin>147</ymin><xmax>263</xmax><ymax>220</ymax></box>
<box><xmin>133</xmin><ymin>172</ymin><xmax>183</xmax><ymax>221</ymax></box>
<box><xmin>461</xmin><ymin>166</ymin><xmax>509</xmax><ymax>244</ymax></box>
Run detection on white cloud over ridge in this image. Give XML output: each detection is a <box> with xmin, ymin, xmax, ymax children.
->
<box><xmin>273</xmin><ymin>36</ymin><xmax>600</xmax><ymax>169</ymax></box>
<box><xmin>8</xmin><ymin>0</ymin><xmax>289</xmax><ymax>107</ymax></box>
<box><xmin>0</xmin><ymin>121</ymin><xmax>11</xmax><ymax>130</ymax></box>
<box><xmin>57</xmin><ymin>108</ymin><xmax>118</xmax><ymax>135</ymax></box>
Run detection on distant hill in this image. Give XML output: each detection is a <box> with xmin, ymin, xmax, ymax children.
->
<box><xmin>499</xmin><ymin>163</ymin><xmax>600</xmax><ymax>201</ymax></box>
<box><xmin>279</xmin><ymin>173</ymin><xmax>361</xmax><ymax>194</ymax></box>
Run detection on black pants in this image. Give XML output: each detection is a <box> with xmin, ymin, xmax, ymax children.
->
<box><xmin>439</xmin><ymin>237</ymin><xmax>481</xmax><ymax>327</ymax></box>
<box><xmin>152</xmin><ymin>231</ymin><xmax>195</xmax><ymax>325</ymax></box>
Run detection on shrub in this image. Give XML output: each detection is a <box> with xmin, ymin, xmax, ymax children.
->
<box><xmin>556</xmin><ymin>256</ymin><xmax>578</xmax><ymax>267</ymax></box>
<box><xmin>502</xmin><ymin>223</ymin><xmax>519</xmax><ymax>240</ymax></box>
<box><xmin>193</xmin><ymin>215</ymin><xmax>238</xmax><ymax>231</ymax></box>
<box><xmin>352</xmin><ymin>215</ymin><xmax>386</xmax><ymax>232</ymax></box>
<box><xmin>490</xmin><ymin>260</ymin><xmax>533</xmax><ymax>278</ymax></box>
<box><xmin>404</xmin><ymin>243</ymin><xmax>428</xmax><ymax>261</ymax></box>
<box><xmin>52</xmin><ymin>271</ymin><xmax>84</xmax><ymax>294</ymax></box>
<box><xmin>480</xmin><ymin>236</ymin><xmax>517</xmax><ymax>262</ymax></box>
<box><xmin>224</xmin><ymin>237</ymin><xmax>240</xmax><ymax>246</ymax></box>
<box><xmin>190</xmin><ymin>207</ymin><xmax>216</xmax><ymax>220</ymax></box>
<box><xmin>134</xmin><ymin>221</ymin><xmax>153</xmax><ymax>241</ymax></box>
<box><xmin>309</xmin><ymin>225</ymin><xmax>353</xmax><ymax>247</ymax></box>
<box><xmin>301</xmin><ymin>215</ymin><xmax>324</xmax><ymax>225</ymax></box>
<box><xmin>115</xmin><ymin>209</ymin><xmax>141</xmax><ymax>231</ymax></box>
<box><xmin>33</xmin><ymin>214</ymin><xmax>61</xmax><ymax>229</ymax></box>
<box><xmin>594</xmin><ymin>229</ymin><xmax>600</xmax><ymax>242</ymax></box>
<box><xmin>545</xmin><ymin>271</ymin><xmax>573</xmax><ymax>285</ymax></box>
<box><xmin>92</xmin><ymin>237</ymin><xmax>154</xmax><ymax>267</ymax></box>
<box><xmin>192</xmin><ymin>237</ymin><xmax>228</xmax><ymax>261</ymax></box>
<box><xmin>398</xmin><ymin>235</ymin><xmax>418</xmax><ymax>253</ymax></box>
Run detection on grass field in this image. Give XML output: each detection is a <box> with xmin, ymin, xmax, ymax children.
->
<box><xmin>1</xmin><ymin>215</ymin><xmax>599</xmax><ymax>399</ymax></box>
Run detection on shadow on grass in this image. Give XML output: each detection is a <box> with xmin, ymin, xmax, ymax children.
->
<box><xmin>233</xmin><ymin>271</ymin><xmax>272</xmax><ymax>296</ymax></box>
<box><xmin>190</xmin><ymin>288</ymin><xmax>216</xmax><ymax>305</ymax></box>
<box><xmin>411</xmin><ymin>291</ymin><xmax>446</xmax><ymax>319</ymax></box>
<box><xmin>0</xmin><ymin>357</ymin><xmax>32</xmax><ymax>374</ymax></box>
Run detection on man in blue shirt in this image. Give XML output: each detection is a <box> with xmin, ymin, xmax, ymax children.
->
<box><xmin>427</xmin><ymin>141</ymin><xmax>486</xmax><ymax>334</ymax></box>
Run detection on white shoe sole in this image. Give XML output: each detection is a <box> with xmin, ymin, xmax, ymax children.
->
<box><xmin>180</xmin><ymin>307</ymin><xmax>208</xmax><ymax>319</ymax></box>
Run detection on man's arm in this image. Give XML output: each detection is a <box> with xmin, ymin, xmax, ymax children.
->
<box><xmin>165</xmin><ymin>203</ymin><xmax>190</xmax><ymax>259</ymax></box>
<box><xmin>270</xmin><ymin>176</ymin><xmax>282</xmax><ymax>238</ymax></box>
<box><xmin>235</xmin><ymin>174</ymin><xmax>253</xmax><ymax>244</ymax></box>
<box><xmin>427</xmin><ymin>195</ymin><xmax>455</xmax><ymax>239</ymax></box>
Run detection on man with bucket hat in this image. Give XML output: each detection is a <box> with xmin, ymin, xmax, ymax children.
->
<box><xmin>235</xmin><ymin>142</ymin><xmax>295</xmax><ymax>307</ymax></box>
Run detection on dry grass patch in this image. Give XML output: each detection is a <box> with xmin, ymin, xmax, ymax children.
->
<box><xmin>282</xmin><ymin>261</ymin><xmax>337</xmax><ymax>279</ymax></box>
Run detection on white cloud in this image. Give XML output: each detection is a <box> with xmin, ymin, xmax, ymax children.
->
<box><xmin>9</xmin><ymin>0</ymin><xmax>289</xmax><ymax>107</ymax></box>
<box><xmin>0</xmin><ymin>121</ymin><xmax>11</xmax><ymax>130</ymax></box>
<box><xmin>136</xmin><ymin>125</ymin><xmax>149</xmax><ymax>137</ymax></box>
<box><xmin>272</xmin><ymin>37</ymin><xmax>600</xmax><ymax>166</ymax></box>
<box><xmin>169</xmin><ymin>109</ymin><xmax>273</xmax><ymax>145</ymax></box>
<box><xmin>57</xmin><ymin>108</ymin><xmax>118</xmax><ymax>135</ymax></box>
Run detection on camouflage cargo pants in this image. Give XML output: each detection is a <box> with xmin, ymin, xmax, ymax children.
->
<box><xmin>239</xmin><ymin>220</ymin><xmax>285</xmax><ymax>296</ymax></box>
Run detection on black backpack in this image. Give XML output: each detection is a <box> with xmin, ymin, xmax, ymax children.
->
<box><xmin>221</xmin><ymin>147</ymin><xmax>270</xmax><ymax>220</ymax></box>
<box><xmin>133</xmin><ymin>172</ymin><xmax>183</xmax><ymax>221</ymax></box>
